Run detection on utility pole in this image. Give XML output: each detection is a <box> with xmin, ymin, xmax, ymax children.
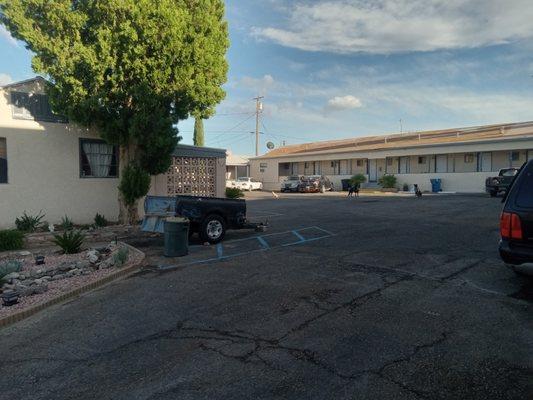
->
<box><xmin>399</xmin><ymin>118</ymin><xmax>403</xmax><ymax>134</ymax></box>
<box><xmin>253</xmin><ymin>96</ymin><xmax>264</xmax><ymax>156</ymax></box>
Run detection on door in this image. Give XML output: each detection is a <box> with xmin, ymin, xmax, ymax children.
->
<box><xmin>399</xmin><ymin>157</ymin><xmax>409</xmax><ymax>174</ymax></box>
<box><xmin>369</xmin><ymin>159</ymin><xmax>378</xmax><ymax>182</ymax></box>
<box><xmin>436</xmin><ymin>155</ymin><xmax>447</xmax><ymax>173</ymax></box>
<box><xmin>480</xmin><ymin>152</ymin><xmax>492</xmax><ymax>172</ymax></box>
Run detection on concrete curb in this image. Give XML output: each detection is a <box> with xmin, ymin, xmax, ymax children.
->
<box><xmin>0</xmin><ymin>242</ymin><xmax>145</xmax><ymax>330</ymax></box>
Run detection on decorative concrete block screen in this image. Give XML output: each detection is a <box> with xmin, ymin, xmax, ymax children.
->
<box><xmin>166</xmin><ymin>156</ymin><xmax>217</xmax><ymax>197</ymax></box>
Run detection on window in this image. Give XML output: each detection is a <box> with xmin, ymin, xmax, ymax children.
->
<box><xmin>356</xmin><ymin>159</ymin><xmax>364</xmax><ymax>167</ymax></box>
<box><xmin>510</xmin><ymin>151</ymin><xmax>520</xmax><ymax>162</ymax></box>
<box><xmin>0</xmin><ymin>138</ymin><xmax>7</xmax><ymax>184</ymax></box>
<box><xmin>464</xmin><ymin>153</ymin><xmax>475</xmax><ymax>163</ymax></box>
<box><xmin>516</xmin><ymin>171</ymin><xmax>533</xmax><ymax>208</ymax></box>
<box><xmin>80</xmin><ymin>139</ymin><xmax>118</xmax><ymax>178</ymax></box>
<box><xmin>386</xmin><ymin>158</ymin><xmax>393</xmax><ymax>166</ymax></box>
<box><xmin>11</xmin><ymin>92</ymin><xmax>67</xmax><ymax>123</ymax></box>
<box><xmin>418</xmin><ymin>156</ymin><xmax>427</xmax><ymax>164</ymax></box>
<box><xmin>260</xmin><ymin>162</ymin><xmax>268</xmax><ymax>169</ymax></box>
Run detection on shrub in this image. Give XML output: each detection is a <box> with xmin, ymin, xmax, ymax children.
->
<box><xmin>0</xmin><ymin>230</ymin><xmax>24</xmax><ymax>252</ymax></box>
<box><xmin>0</xmin><ymin>260</ymin><xmax>22</xmax><ymax>281</ymax></box>
<box><xmin>119</xmin><ymin>163</ymin><xmax>151</xmax><ymax>206</ymax></box>
<box><xmin>378</xmin><ymin>174</ymin><xmax>398</xmax><ymax>188</ymax></box>
<box><xmin>226</xmin><ymin>187</ymin><xmax>244</xmax><ymax>199</ymax></box>
<box><xmin>60</xmin><ymin>215</ymin><xmax>74</xmax><ymax>230</ymax></box>
<box><xmin>53</xmin><ymin>230</ymin><xmax>85</xmax><ymax>254</ymax></box>
<box><xmin>15</xmin><ymin>210</ymin><xmax>45</xmax><ymax>232</ymax></box>
<box><xmin>94</xmin><ymin>213</ymin><xmax>108</xmax><ymax>228</ymax></box>
<box><xmin>112</xmin><ymin>247</ymin><xmax>129</xmax><ymax>267</ymax></box>
<box><xmin>349</xmin><ymin>174</ymin><xmax>367</xmax><ymax>187</ymax></box>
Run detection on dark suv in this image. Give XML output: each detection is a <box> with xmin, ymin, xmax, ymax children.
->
<box><xmin>499</xmin><ymin>159</ymin><xmax>533</xmax><ymax>275</ymax></box>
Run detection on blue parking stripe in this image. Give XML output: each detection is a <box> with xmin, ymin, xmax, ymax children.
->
<box><xmin>291</xmin><ymin>230</ymin><xmax>306</xmax><ymax>242</ymax></box>
<box><xmin>216</xmin><ymin>243</ymin><xmax>224</xmax><ymax>258</ymax></box>
<box><xmin>256</xmin><ymin>236</ymin><xmax>270</xmax><ymax>249</ymax></box>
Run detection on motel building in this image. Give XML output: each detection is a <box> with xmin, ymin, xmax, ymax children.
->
<box><xmin>249</xmin><ymin>121</ymin><xmax>533</xmax><ymax>193</ymax></box>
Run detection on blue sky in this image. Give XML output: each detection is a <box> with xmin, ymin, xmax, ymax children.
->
<box><xmin>2</xmin><ymin>0</ymin><xmax>533</xmax><ymax>156</ymax></box>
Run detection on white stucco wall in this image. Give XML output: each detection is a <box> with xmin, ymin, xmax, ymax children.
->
<box><xmin>0</xmin><ymin>83</ymin><xmax>121</xmax><ymax>228</ymax></box>
<box><xmin>396</xmin><ymin>172</ymin><xmax>495</xmax><ymax>192</ymax></box>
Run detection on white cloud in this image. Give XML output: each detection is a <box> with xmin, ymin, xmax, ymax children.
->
<box><xmin>240</xmin><ymin>74</ymin><xmax>276</xmax><ymax>94</ymax></box>
<box><xmin>326</xmin><ymin>95</ymin><xmax>362</xmax><ymax>112</ymax></box>
<box><xmin>252</xmin><ymin>0</ymin><xmax>533</xmax><ymax>54</ymax></box>
<box><xmin>0</xmin><ymin>73</ymin><xmax>13</xmax><ymax>86</ymax></box>
<box><xmin>0</xmin><ymin>25</ymin><xmax>18</xmax><ymax>47</ymax></box>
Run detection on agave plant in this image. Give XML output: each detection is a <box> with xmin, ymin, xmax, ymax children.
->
<box><xmin>15</xmin><ymin>210</ymin><xmax>45</xmax><ymax>232</ymax></box>
<box><xmin>53</xmin><ymin>230</ymin><xmax>85</xmax><ymax>254</ymax></box>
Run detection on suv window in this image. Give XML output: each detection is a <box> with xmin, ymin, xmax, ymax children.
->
<box><xmin>500</xmin><ymin>169</ymin><xmax>518</xmax><ymax>177</ymax></box>
<box><xmin>516</xmin><ymin>170</ymin><xmax>533</xmax><ymax>208</ymax></box>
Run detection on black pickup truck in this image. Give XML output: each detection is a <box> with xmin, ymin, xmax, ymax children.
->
<box><xmin>485</xmin><ymin>168</ymin><xmax>519</xmax><ymax>197</ymax></box>
<box><xmin>141</xmin><ymin>195</ymin><xmax>265</xmax><ymax>244</ymax></box>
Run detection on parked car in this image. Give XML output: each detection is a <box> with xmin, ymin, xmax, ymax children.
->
<box><xmin>280</xmin><ymin>175</ymin><xmax>304</xmax><ymax>192</ymax></box>
<box><xmin>485</xmin><ymin>168</ymin><xmax>519</xmax><ymax>197</ymax></box>
<box><xmin>141</xmin><ymin>195</ymin><xmax>266</xmax><ymax>244</ymax></box>
<box><xmin>231</xmin><ymin>177</ymin><xmax>263</xmax><ymax>191</ymax></box>
<box><xmin>499</xmin><ymin>160</ymin><xmax>533</xmax><ymax>275</ymax></box>
<box><xmin>299</xmin><ymin>175</ymin><xmax>334</xmax><ymax>193</ymax></box>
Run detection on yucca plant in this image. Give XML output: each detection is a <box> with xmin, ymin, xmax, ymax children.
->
<box><xmin>15</xmin><ymin>210</ymin><xmax>45</xmax><ymax>232</ymax></box>
<box><xmin>60</xmin><ymin>215</ymin><xmax>74</xmax><ymax>230</ymax></box>
<box><xmin>94</xmin><ymin>213</ymin><xmax>108</xmax><ymax>228</ymax></box>
<box><xmin>53</xmin><ymin>230</ymin><xmax>85</xmax><ymax>254</ymax></box>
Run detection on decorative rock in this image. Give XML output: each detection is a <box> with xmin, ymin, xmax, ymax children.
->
<box><xmin>19</xmin><ymin>251</ymin><xmax>31</xmax><ymax>256</ymax></box>
<box><xmin>33</xmin><ymin>278</ymin><xmax>44</xmax><ymax>285</ymax></box>
<box><xmin>58</xmin><ymin>262</ymin><xmax>73</xmax><ymax>272</ymax></box>
<box><xmin>87</xmin><ymin>250</ymin><xmax>100</xmax><ymax>264</ymax></box>
<box><xmin>3</xmin><ymin>272</ymin><xmax>20</xmax><ymax>281</ymax></box>
<box><xmin>51</xmin><ymin>274</ymin><xmax>66</xmax><ymax>281</ymax></box>
<box><xmin>98</xmin><ymin>260</ymin><xmax>112</xmax><ymax>269</ymax></box>
<box><xmin>33</xmin><ymin>283</ymin><xmax>48</xmax><ymax>294</ymax></box>
<box><xmin>41</xmin><ymin>275</ymin><xmax>52</xmax><ymax>281</ymax></box>
<box><xmin>76</xmin><ymin>260</ymin><xmax>91</xmax><ymax>270</ymax></box>
<box><xmin>18</xmin><ymin>274</ymin><xmax>26</xmax><ymax>281</ymax></box>
<box><xmin>81</xmin><ymin>269</ymin><xmax>91</xmax><ymax>275</ymax></box>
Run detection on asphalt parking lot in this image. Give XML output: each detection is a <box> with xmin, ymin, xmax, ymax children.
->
<box><xmin>1</xmin><ymin>192</ymin><xmax>532</xmax><ymax>399</ymax></box>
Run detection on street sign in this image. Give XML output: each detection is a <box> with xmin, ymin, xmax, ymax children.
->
<box><xmin>266</xmin><ymin>141</ymin><xmax>275</xmax><ymax>150</ymax></box>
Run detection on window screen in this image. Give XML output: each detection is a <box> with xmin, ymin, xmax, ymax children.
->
<box><xmin>516</xmin><ymin>171</ymin><xmax>533</xmax><ymax>208</ymax></box>
<box><xmin>80</xmin><ymin>139</ymin><xmax>118</xmax><ymax>178</ymax></box>
<box><xmin>356</xmin><ymin>160</ymin><xmax>364</xmax><ymax>167</ymax></box>
<box><xmin>0</xmin><ymin>138</ymin><xmax>7</xmax><ymax>184</ymax></box>
<box><xmin>511</xmin><ymin>151</ymin><xmax>520</xmax><ymax>162</ymax></box>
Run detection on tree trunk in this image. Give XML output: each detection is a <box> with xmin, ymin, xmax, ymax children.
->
<box><xmin>117</xmin><ymin>144</ymin><xmax>140</xmax><ymax>225</ymax></box>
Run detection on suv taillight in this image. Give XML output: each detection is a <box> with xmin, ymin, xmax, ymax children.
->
<box><xmin>500</xmin><ymin>212</ymin><xmax>523</xmax><ymax>240</ymax></box>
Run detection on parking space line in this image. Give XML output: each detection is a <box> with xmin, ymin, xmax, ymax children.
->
<box><xmin>157</xmin><ymin>226</ymin><xmax>336</xmax><ymax>270</ymax></box>
<box><xmin>216</xmin><ymin>243</ymin><xmax>224</xmax><ymax>258</ymax></box>
<box><xmin>256</xmin><ymin>236</ymin><xmax>270</xmax><ymax>249</ymax></box>
<box><xmin>291</xmin><ymin>230</ymin><xmax>306</xmax><ymax>242</ymax></box>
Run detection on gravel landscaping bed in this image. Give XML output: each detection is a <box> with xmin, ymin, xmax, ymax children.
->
<box><xmin>0</xmin><ymin>243</ymin><xmax>144</xmax><ymax>318</ymax></box>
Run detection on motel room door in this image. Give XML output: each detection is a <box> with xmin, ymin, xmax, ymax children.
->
<box><xmin>368</xmin><ymin>159</ymin><xmax>378</xmax><ymax>182</ymax></box>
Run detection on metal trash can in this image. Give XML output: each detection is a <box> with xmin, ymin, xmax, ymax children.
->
<box><xmin>430</xmin><ymin>178</ymin><xmax>442</xmax><ymax>193</ymax></box>
<box><xmin>164</xmin><ymin>217</ymin><xmax>189</xmax><ymax>257</ymax></box>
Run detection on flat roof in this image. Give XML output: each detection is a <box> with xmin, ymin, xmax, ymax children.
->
<box><xmin>173</xmin><ymin>144</ymin><xmax>226</xmax><ymax>159</ymax></box>
<box><xmin>255</xmin><ymin>121</ymin><xmax>533</xmax><ymax>159</ymax></box>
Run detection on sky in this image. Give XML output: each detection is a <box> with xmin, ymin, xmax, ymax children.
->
<box><xmin>2</xmin><ymin>0</ymin><xmax>533</xmax><ymax>156</ymax></box>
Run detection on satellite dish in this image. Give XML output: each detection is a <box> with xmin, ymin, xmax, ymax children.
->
<box><xmin>266</xmin><ymin>141</ymin><xmax>275</xmax><ymax>150</ymax></box>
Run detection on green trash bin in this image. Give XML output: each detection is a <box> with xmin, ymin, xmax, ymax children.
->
<box><xmin>164</xmin><ymin>217</ymin><xmax>189</xmax><ymax>257</ymax></box>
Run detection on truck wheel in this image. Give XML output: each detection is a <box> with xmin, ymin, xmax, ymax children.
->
<box><xmin>490</xmin><ymin>190</ymin><xmax>498</xmax><ymax>197</ymax></box>
<box><xmin>248</xmin><ymin>185</ymin><xmax>253</xmax><ymax>192</ymax></box>
<box><xmin>200</xmin><ymin>214</ymin><xmax>226</xmax><ymax>244</ymax></box>
<box><xmin>320</xmin><ymin>185</ymin><xmax>326</xmax><ymax>193</ymax></box>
